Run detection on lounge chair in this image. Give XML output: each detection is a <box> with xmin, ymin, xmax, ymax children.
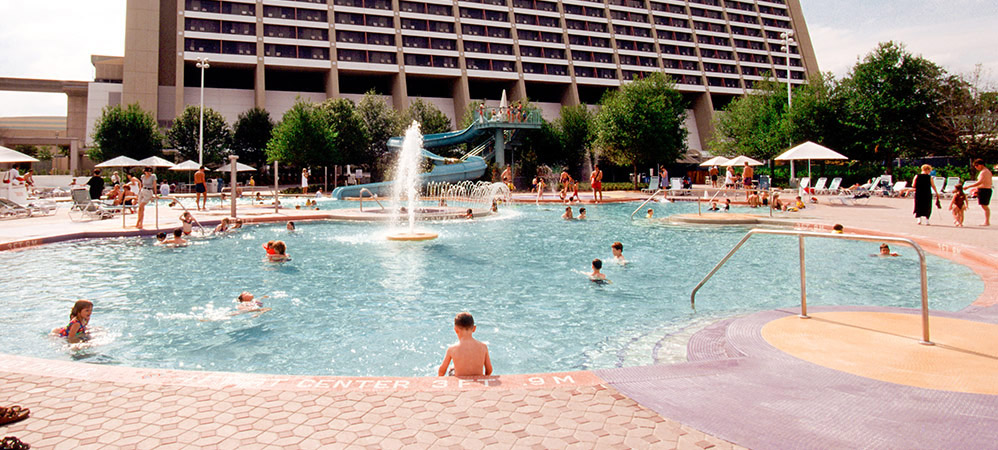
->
<box><xmin>941</xmin><ymin>177</ymin><xmax>961</xmax><ymax>198</ymax></box>
<box><xmin>68</xmin><ymin>189</ymin><xmax>121</xmax><ymax>221</ymax></box>
<box><xmin>0</xmin><ymin>199</ymin><xmax>31</xmax><ymax>219</ymax></box>
<box><xmin>668</xmin><ymin>177</ymin><xmax>684</xmax><ymax>196</ymax></box>
<box><xmin>890</xmin><ymin>181</ymin><xmax>909</xmax><ymax>197</ymax></box>
<box><xmin>796</xmin><ymin>177</ymin><xmax>810</xmax><ymax>197</ymax></box>
<box><xmin>811</xmin><ymin>177</ymin><xmax>827</xmax><ymax>194</ymax></box>
<box><xmin>0</xmin><ymin>198</ymin><xmax>55</xmax><ymax>217</ymax></box>
<box><xmin>758</xmin><ymin>175</ymin><xmax>771</xmax><ymax>190</ymax></box>
<box><xmin>822</xmin><ymin>177</ymin><xmax>842</xmax><ymax>194</ymax></box>
<box><xmin>834</xmin><ymin>176</ymin><xmax>878</xmax><ymax>205</ymax></box>
<box><xmin>642</xmin><ymin>176</ymin><xmax>659</xmax><ymax>193</ymax></box>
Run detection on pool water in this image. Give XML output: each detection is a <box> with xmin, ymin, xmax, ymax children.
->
<box><xmin>1</xmin><ymin>201</ymin><xmax>982</xmax><ymax>376</ymax></box>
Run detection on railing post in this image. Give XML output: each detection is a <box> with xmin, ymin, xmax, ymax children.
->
<box><xmin>798</xmin><ymin>234</ymin><xmax>809</xmax><ymax>318</ymax></box>
<box><xmin>919</xmin><ymin>252</ymin><xmax>933</xmax><ymax>345</ymax></box>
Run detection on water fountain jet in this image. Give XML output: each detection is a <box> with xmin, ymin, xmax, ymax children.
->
<box><xmin>387</xmin><ymin>121</ymin><xmax>438</xmax><ymax>241</ymax></box>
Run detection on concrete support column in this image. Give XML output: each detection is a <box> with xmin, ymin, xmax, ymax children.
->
<box><xmin>70</xmin><ymin>140</ymin><xmax>80</xmax><ymax>175</ymax></box>
<box><xmin>452</xmin><ymin>75</ymin><xmax>470</xmax><ymax>126</ymax></box>
<box><xmin>391</xmin><ymin>72</ymin><xmax>408</xmax><ymax>111</ymax></box>
<box><xmin>691</xmin><ymin>92</ymin><xmax>715</xmax><ymax>153</ymax></box>
<box><xmin>254</xmin><ymin>0</ymin><xmax>266</xmax><ymax>109</ymax></box>
<box><xmin>325</xmin><ymin>69</ymin><xmax>339</xmax><ymax>100</ymax></box>
<box><xmin>511</xmin><ymin>79</ymin><xmax>527</xmax><ymax>103</ymax></box>
<box><xmin>494</xmin><ymin>129</ymin><xmax>506</xmax><ymax>167</ymax></box>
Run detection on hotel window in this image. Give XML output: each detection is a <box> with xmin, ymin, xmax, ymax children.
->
<box><xmin>336</xmin><ymin>30</ymin><xmax>364</xmax><ymax>43</ymax></box>
<box><xmin>427</xmin><ymin>4</ymin><xmax>451</xmax><ymax>15</ymax></box>
<box><xmin>405</xmin><ymin>54</ymin><xmax>432</xmax><ymax>66</ymax></box>
<box><xmin>337</xmin><ymin>49</ymin><xmax>366</xmax><ymax>62</ymax></box>
<box><xmin>367</xmin><ymin>33</ymin><xmax>394</xmax><ymax>45</ymax></box>
<box><xmin>335</xmin><ymin>12</ymin><xmax>363</xmax><ymax>25</ymax></box>
<box><xmin>298</xmin><ymin>46</ymin><xmax>330</xmax><ymax>60</ymax></box>
<box><xmin>369</xmin><ymin>51</ymin><xmax>397</xmax><ymax>64</ymax></box>
<box><xmin>403</xmin><ymin>36</ymin><xmax>429</xmax><ymax>48</ymax></box>
<box><xmin>460</xmin><ymin>8</ymin><xmax>485</xmax><ymax>20</ymax></box>
<box><xmin>185</xmin><ymin>38</ymin><xmax>220</xmax><ymax>53</ymax></box>
<box><xmin>296</xmin><ymin>9</ymin><xmax>328</xmax><ymax>22</ymax></box>
<box><xmin>366</xmin><ymin>15</ymin><xmax>393</xmax><ymax>28</ymax></box>
<box><xmin>186</xmin><ymin>0</ymin><xmax>220</xmax><ymax>13</ymax></box>
<box><xmin>221</xmin><ymin>41</ymin><xmax>255</xmax><ymax>55</ymax></box>
<box><xmin>264</xmin><ymin>44</ymin><xmax>297</xmax><ymax>57</ymax></box>
<box><xmin>489</xmin><ymin>27</ymin><xmax>511</xmax><ymax>39</ymax></box>
<box><xmin>574</xmin><ymin>66</ymin><xmax>595</xmax><ymax>78</ymax></box>
<box><xmin>299</xmin><ymin>28</ymin><xmax>328</xmax><ymax>41</ymax></box>
<box><xmin>433</xmin><ymin>56</ymin><xmax>458</xmax><ymax>68</ymax></box>
<box><xmin>265</xmin><ymin>25</ymin><xmax>296</xmax><ymax>39</ymax></box>
<box><xmin>492</xmin><ymin>60</ymin><xmax>514</xmax><ymax>72</ymax></box>
<box><xmin>185</xmin><ymin>19</ymin><xmax>220</xmax><ymax>33</ymax></box>
<box><xmin>597</xmin><ymin>68</ymin><xmax>615</xmax><ymax>79</ymax></box>
<box><xmin>263</xmin><ymin>6</ymin><xmax>294</xmax><ymax>19</ymax></box>
<box><xmin>491</xmin><ymin>43</ymin><xmax>513</xmax><ymax>55</ymax></box>
<box><xmin>221</xmin><ymin>1</ymin><xmax>254</xmax><ymax>15</ymax></box>
<box><xmin>222</xmin><ymin>21</ymin><xmax>253</xmax><ymax>35</ymax></box>
<box><xmin>464</xmin><ymin>41</ymin><xmax>486</xmax><ymax>53</ymax></box>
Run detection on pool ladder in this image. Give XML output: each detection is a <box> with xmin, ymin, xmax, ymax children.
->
<box><xmin>357</xmin><ymin>188</ymin><xmax>384</xmax><ymax>212</ymax></box>
<box><xmin>630</xmin><ymin>189</ymin><xmax>662</xmax><ymax>220</ymax></box>
<box><xmin>689</xmin><ymin>228</ymin><xmax>933</xmax><ymax>345</ymax></box>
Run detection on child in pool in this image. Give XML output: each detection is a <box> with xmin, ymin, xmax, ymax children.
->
<box><xmin>287</xmin><ymin>221</ymin><xmax>296</xmax><ymax>231</ymax></box>
<box><xmin>179</xmin><ymin>212</ymin><xmax>195</xmax><ymax>235</ymax></box>
<box><xmin>155</xmin><ymin>232</ymin><xmax>167</xmax><ymax>245</ymax></box>
<box><xmin>233</xmin><ymin>292</ymin><xmax>271</xmax><ymax>316</ymax></box>
<box><xmin>167</xmin><ymin>228</ymin><xmax>188</xmax><ymax>246</ymax></box>
<box><xmin>263</xmin><ymin>240</ymin><xmax>276</xmax><ymax>255</ymax></box>
<box><xmin>646</xmin><ymin>208</ymin><xmax>654</xmax><ymax>218</ymax></box>
<box><xmin>878</xmin><ymin>243</ymin><xmax>899</xmax><ymax>257</ymax></box>
<box><xmin>437</xmin><ymin>312</ymin><xmax>492</xmax><ymax>377</ymax></box>
<box><xmin>215</xmin><ymin>217</ymin><xmax>231</xmax><ymax>233</ymax></box>
<box><xmin>590</xmin><ymin>258</ymin><xmax>607</xmax><ymax>281</ymax></box>
<box><xmin>53</xmin><ymin>300</ymin><xmax>93</xmax><ymax>344</ymax></box>
<box><xmin>465</xmin><ymin>209</ymin><xmax>473</xmax><ymax>220</ymax></box>
<box><xmin>578</xmin><ymin>207</ymin><xmax>586</xmax><ymax>220</ymax></box>
<box><xmin>611</xmin><ymin>241</ymin><xmax>626</xmax><ymax>265</ymax></box>
<box><xmin>268</xmin><ymin>241</ymin><xmax>289</xmax><ymax>262</ymax></box>
<box><xmin>562</xmin><ymin>206</ymin><xmax>574</xmax><ymax>220</ymax></box>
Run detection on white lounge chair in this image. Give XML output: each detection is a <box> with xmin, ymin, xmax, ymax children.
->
<box><xmin>796</xmin><ymin>177</ymin><xmax>810</xmax><ymax>198</ymax></box>
<box><xmin>812</xmin><ymin>177</ymin><xmax>827</xmax><ymax>194</ymax></box>
<box><xmin>68</xmin><ymin>189</ymin><xmax>121</xmax><ymax>221</ymax></box>
<box><xmin>668</xmin><ymin>177</ymin><xmax>684</xmax><ymax>196</ymax></box>
<box><xmin>890</xmin><ymin>181</ymin><xmax>908</xmax><ymax>197</ymax></box>
<box><xmin>643</xmin><ymin>176</ymin><xmax>659</xmax><ymax>193</ymax></box>
<box><xmin>941</xmin><ymin>177</ymin><xmax>961</xmax><ymax>198</ymax></box>
<box><xmin>820</xmin><ymin>177</ymin><xmax>841</xmax><ymax>195</ymax></box>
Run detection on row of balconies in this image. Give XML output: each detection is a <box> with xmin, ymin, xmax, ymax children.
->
<box><xmin>399</xmin><ymin>1</ymin><xmax>452</xmax><ymax>16</ymax></box>
<box><xmin>184</xmin><ymin>38</ymin><xmax>329</xmax><ymax>60</ymax></box>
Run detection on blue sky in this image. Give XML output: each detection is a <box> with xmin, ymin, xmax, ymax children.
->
<box><xmin>0</xmin><ymin>0</ymin><xmax>995</xmax><ymax>117</ymax></box>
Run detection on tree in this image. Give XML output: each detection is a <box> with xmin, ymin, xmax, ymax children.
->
<box><xmin>594</xmin><ymin>72</ymin><xmax>688</xmax><ymax>188</ymax></box>
<box><xmin>231</xmin><ymin>107</ymin><xmax>274</xmax><ymax>169</ymax></box>
<box><xmin>937</xmin><ymin>65</ymin><xmax>998</xmax><ymax>162</ymax></box>
<box><xmin>837</xmin><ymin>42</ymin><xmax>947</xmax><ymax>168</ymax></box>
<box><xmin>406</xmin><ymin>99</ymin><xmax>451</xmax><ymax>135</ymax></box>
<box><xmin>458</xmin><ymin>100</ymin><xmax>485</xmax><ymax>129</ymax></box>
<box><xmin>266</xmin><ymin>98</ymin><xmax>337</xmax><ymax>168</ymax></box>
<box><xmin>357</xmin><ymin>91</ymin><xmax>405</xmax><ymax>179</ymax></box>
<box><xmin>320</xmin><ymin>98</ymin><xmax>370</xmax><ymax>166</ymax></box>
<box><xmin>167</xmin><ymin>105</ymin><xmax>232</xmax><ymax>165</ymax></box>
<box><xmin>88</xmin><ymin>103</ymin><xmax>163</xmax><ymax>161</ymax></box>
<box><xmin>554</xmin><ymin>105</ymin><xmax>593</xmax><ymax>174</ymax></box>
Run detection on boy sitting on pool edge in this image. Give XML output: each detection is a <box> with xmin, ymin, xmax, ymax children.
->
<box><xmin>438</xmin><ymin>312</ymin><xmax>492</xmax><ymax>377</ymax></box>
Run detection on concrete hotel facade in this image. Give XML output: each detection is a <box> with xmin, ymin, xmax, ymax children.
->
<box><xmin>89</xmin><ymin>0</ymin><xmax>818</xmax><ymax>151</ymax></box>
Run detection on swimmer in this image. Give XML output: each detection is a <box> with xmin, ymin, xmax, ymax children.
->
<box><xmin>465</xmin><ymin>209</ymin><xmax>473</xmax><ymax>220</ymax></box>
<box><xmin>708</xmin><ymin>202</ymin><xmax>720</xmax><ymax>211</ymax></box>
<box><xmin>214</xmin><ymin>217</ymin><xmax>230</xmax><ymax>233</ymax></box>
<box><xmin>611</xmin><ymin>241</ymin><xmax>626</xmax><ymax>265</ymax></box>
<box><xmin>167</xmin><ymin>228</ymin><xmax>189</xmax><ymax>246</ymax></box>
<box><xmin>52</xmin><ymin>300</ymin><xmax>93</xmax><ymax>344</ymax></box>
<box><xmin>287</xmin><ymin>221</ymin><xmax>295</xmax><ymax>231</ymax></box>
<box><xmin>179</xmin><ymin>212</ymin><xmax>195</xmax><ymax>235</ymax></box>
<box><xmin>562</xmin><ymin>206</ymin><xmax>574</xmax><ymax>220</ymax></box>
<box><xmin>268</xmin><ymin>240</ymin><xmax>290</xmax><ymax>262</ymax></box>
<box><xmin>724</xmin><ymin>198</ymin><xmax>731</xmax><ymax>211</ymax></box>
<box><xmin>832</xmin><ymin>224</ymin><xmax>844</xmax><ymax>234</ymax></box>
<box><xmin>878</xmin><ymin>243</ymin><xmax>899</xmax><ymax>257</ymax></box>
<box><xmin>263</xmin><ymin>240</ymin><xmax>276</xmax><ymax>255</ymax></box>
<box><xmin>438</xmin><ymin>198</ymin><xmax>448</xmax><ymax>207</ymax></box>
<box><xmin>232</xmin><ymin>292</ymin><xmax>271</xmax><ymax>317</ymax></box>
<box><xmin>491</xmin><ymin>200</ymin><xmax>498</xmax><ymax>213</ymax></box>
<box><xmin>590</xmin><ymin>258</ymin><xmax>607</xmax><ymax>282</ymax></box>
<box><xmin>155</xmin><ymin>232</ymin><xmax>167</xmax><ymax>245</ymax></box>
<box><xmin>578</xmin><ymin>207</ymin><xmax>586</xmax><ymax>220</ymax></box>
<box><xmin>646</xmin><ymin>208</ymin><xmax>654</xmax><ymax>218</ymax></box>
<box><xmin>232</xmin><ymin>218</ymin><xmax>243</xmax><ymax>229</ymax></box>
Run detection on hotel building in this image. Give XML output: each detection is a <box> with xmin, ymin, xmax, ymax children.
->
<box><xmin>87</xmin><ymin>0</ymin><xmax>818</xmax><ymax>151</ymax></box>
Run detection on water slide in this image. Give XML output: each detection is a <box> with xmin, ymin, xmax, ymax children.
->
<box><xmin>330</xmin><ymin>122</ymin><xmax>490</xmax><ymax>200</ymax></box>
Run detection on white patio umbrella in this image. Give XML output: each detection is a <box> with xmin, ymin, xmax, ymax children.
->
<box><xmin>169</xmin><ymin>160</ymin><xmax>202</xmax><ymax>171</ymax></box>
<box><xmin>774</xmin><ymin>141</ymin><xmax>848</xmax><ymax>180</ymax></box>
<box><xmin>137</xmin><ymin>156</ymin><xmax>176</xmax><ymax>168</ymax></box>
<box><xmin>500</xmin><ymin>89</ymin><xmax>508</xmax><ymax>109</ymax></box>
<box><xmin>95</xmin><ymin>155</ymin><xmax>142</xmax><ymax>168</ymax></box>
<box><xmin>723</xmin><ymin>155</ymin><xmax>764</xmax><ymax>166</ymax></box>
<box><xmin>215</xmin><ymin>162</ymin><xmax>257</xmax><ymax>172</ymax></box>
<box><xmin>699</xmin><ymin>156</ymin><xmax>730</xmax><ymax>167</ymax></box>
<box><xmin>0</xmin><ymin>145</ymin><xmax>40</xmax><ymax>163</ymax></box>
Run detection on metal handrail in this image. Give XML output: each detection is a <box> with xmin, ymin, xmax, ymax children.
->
<box><xmin>689</xmin><ymin>229</ymin><xmax>933</xmax><ymax>345</ymax></box>
<box><xmin>630</xmin><ymin>189</ymin><xmax>662</xmax><ymax>220</ymax></box>
<box><xmin>357</xmin><ymin>188</ymin><xmax>384</xmax><ymax>212</ymax></box>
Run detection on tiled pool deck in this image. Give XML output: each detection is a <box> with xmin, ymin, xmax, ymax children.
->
<box><xmin>2</xmin><ymin>192</ymin><xmax>997</xmax><ymax>448</ymax></box>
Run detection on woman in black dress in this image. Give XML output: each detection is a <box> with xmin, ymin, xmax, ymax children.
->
<box><xmin>912</xmin><ymin>164</ymin><xmax>940</xmax><ymax>225</ymax></box>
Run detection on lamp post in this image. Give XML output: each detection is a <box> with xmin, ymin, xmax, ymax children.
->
<box><xmin>779</xmin><ymin>31</ymin><xmax>795</xmax><ymax>109</ymax></box>
<box><xmin>196</xmin><ymin>57</ymin><xmax>210</xmax><ymax>166</ymax></box>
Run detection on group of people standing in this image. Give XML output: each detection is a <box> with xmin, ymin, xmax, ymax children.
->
<box><xmin>912</xmin><ymin>159</ymin><xmax>992</xmax><ymax>227</ymax></box>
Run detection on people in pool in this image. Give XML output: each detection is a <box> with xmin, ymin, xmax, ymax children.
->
<box><xmin>179</xmin><ymin>212</ymin><xmax>195</xmax><ymax>235</ymax></box>
<box><xmin>155</xmin><ymin>232</ymin><xmax>167</xmax><ymax>245</ymax></box>
<box><xmin>268</xmin><ymin>240</ymin><xmax>289</xmax><ymax>262</ymax></box>
<box><xmin>832</xmin><ymin>224</ymin><xmax>844</xmax><ymax>234</ymax></box>
<box><xmin>465</xmin><ymin>209</ymin><xmax>473</xmax><ymax>220</ymax></box>
<box><xmin>646</xmin><ymin>208</ymin><xmax>654</xmax><ymax>218</ymax></box>
<box><xmin>263</xmin><ymin>240</ymin><xmax>277</xmax><ymax>256</ymax></box>
<box><xmin>438</xmin><ymin>312</ymin><xmax>492</xmax><ymax>377</ymax></box>
<box><xmin>578</xmin><ymin>207</ymin><xmax>586</xmax><ymax>220</ymax></box>
<box><xmin>590</xmin><ymin>258</ymin><xmax>607</xmax><ymax>282</ymax></box>
<box><xmin>611</xmin><ymin>241</ymin><xmax>626</xmax><ymax>265</ymax></box>
<box><xmin>878</xmin><ymin>243</ymin><xmax>899</xmax><ymax>257</ymax></box>
<box><xmin>214</xmin><ymin>217</ymin><xmax>231</xmax><ymax>233</ymax></box>
<box><xmin>236</xmin><ymin>292</ymin><xmax>264</xmax><ymax>310</ymax></box>
<box><xmin>562</xmin><ymin>206</ymin><xmax>574</xmax><ymax>220</ymax></box>
<box><xmin>708</xmin><ymin>202</ymin><xmax>720</xmax><ymax>211</ymax></box>
<box><xmin>287</xmin><ymin>221</ymin><xmax>296</xmax><ymax>231</ymax></box>
<box><xmin>724</xmin><ymin>198</ymin><xmax>731</xmax><ymax>211</ymax></box>
<box><xmin>167</xmin><ymin>228</ymin><xmax>189</xmax><ymax>246</ymax></box>
<box><xmin>53</xmin><ymin>300</ymin><xmax>93</xmax><ymax>344</ymax></box>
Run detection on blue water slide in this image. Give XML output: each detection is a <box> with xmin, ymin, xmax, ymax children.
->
<box><xmin>331</xmin><ymin>122</ymin><xmax>489</xmax><ymax>200</ymax></box>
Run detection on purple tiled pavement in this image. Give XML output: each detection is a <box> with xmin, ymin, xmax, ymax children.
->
<box><xmin>596</xmin><ymin>305</ymin><xmax>998</xmax><ymax>449</ymax></box>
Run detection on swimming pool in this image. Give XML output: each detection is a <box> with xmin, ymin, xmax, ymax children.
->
<box><xmin>1</xmin><ymin>202</ymin><xmax>982</xmax><ymax>376</ymax></box>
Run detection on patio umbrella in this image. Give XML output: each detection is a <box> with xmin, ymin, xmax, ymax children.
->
<box><xmin>215</xmin><ymin>162</ymin><xmax>257</xmax><ymax>172</ymax></box>
<box><xmin>169</xmin><ymin>160</ymin><xmax>202</xmax><ymax>171</ymax></box>
<box><xmin>723</xmin><ymin>156</ymin><xmax>764</xmax><ymax>166</ymax></box>
<box><xmin>95</xmin><ymin>155</ymin><xmax>141</xmax><ymax>168</ymax></box>
<box><xmin>700</xmin><ymin>156</ymin><xmax>730</xmax><ymax>167</ymax></box>
<box><xmin>137</xmin><ymin>156</ymin><xmax>176</xmax><ymax>168</ymax></box>
<box><xmin>0</xmin><ymin>145</ymin><xmax>40</xmax><ymax>164</ymax></box>
<box><xmin>774</xmin><ymin>141</ymin><xmax>848</xmax><ymax>180</ymax></box>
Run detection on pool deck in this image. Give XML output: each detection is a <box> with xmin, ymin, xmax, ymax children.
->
<box><xmin>2</xmin><ymin>192</ymin><xmax>998</xmax><ymax>448</ymax></box>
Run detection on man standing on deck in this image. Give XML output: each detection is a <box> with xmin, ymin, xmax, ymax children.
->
<box><xmin>194</xmin><ymin>166</ymin><xmax>207</xmax><ymax>211</ymax></box>
<box><xmin>966</xmin><ymin>159</ymin><xmax>992</xmax><ymax>226</ymax></box>
<box><xmin>590</xmin><ymin>164</ymin><xmax>603</xmax><ymax>203</ymax></box>
<box><xmin>86</xmin><ymin>169</ymin><xmax>105</xmax><ymax>201</ymax></box>
<box><xmin>501</xmin><ymin>165</ymin><xmax>512</xmax><ymax>190</ymax></box>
